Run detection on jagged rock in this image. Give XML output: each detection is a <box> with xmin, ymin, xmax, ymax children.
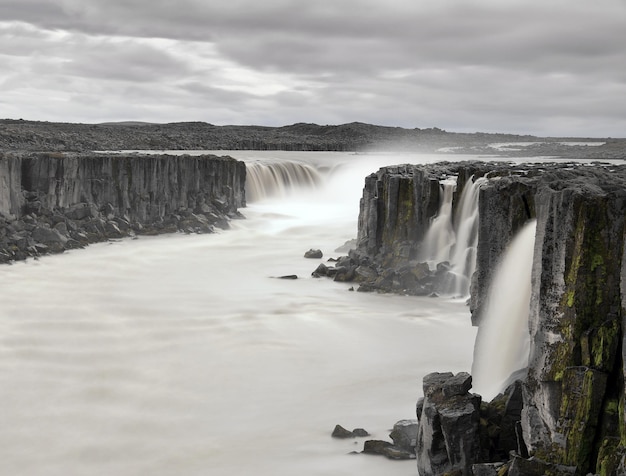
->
<box><xmin>311</xmin><ymin>263</ymin><xmax>329</xmax><ymax>277</ymax></box>
<box><xmin>416</xmin><ymin>372</ymin><xmax>481</xmax><ymax>476</ymax></box>
<box><xmin>331</xmin><ymin>425</ymin><xmax>354</xmax><ymax>438</ymax></box>
<box><xmin>441</xmin><ymin>372</ymin><xmax>473</xmax><ymax>397</ymax></box>
<box><xmin>362</xmin><ymin>440</ymin><xmax>392</xmax><ymax>454</ymax></box>
<box><xmin>353</xmin><ymin>265</ymin><xmax>378</xmax><ymax>282</ymax></box>
<box><xmin>507</xmin><ymin>455</ymin><xmax>576</xmax><ymax>476</ymax></box>
<box><xmin>304</xmin><ymin>249</ymin><xmax>323</xmax><ymax>259</ymax></box>
<box><xmin>479</xmin><ymin>379</ymin><xmax>526</xmax><ymax>463</ymax></box>
<box><xmin>520</xmin><ymin>176</ymin><xmax>626</xmax><ymax>474</ymax></box>
<box><xmin>0</xmin><ymin>152</ymin><xmax>246</xmax><ymax>263</ymax></box>
<box><xmin>31</xmin><ymin>225</ymin><xmax>68</xmax><ymax>245</ymax></box>
<box><xmin>362</xmin><ymin>440</ymin><xmax>414</xmax><ymax>460</ymax></box>
<box><xmin>389</xmin><ymin>419</ymin><xmax>418</xmax><ymax>452</ymax></box>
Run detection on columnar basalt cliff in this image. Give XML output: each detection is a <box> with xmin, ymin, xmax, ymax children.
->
<box><xmin>0</xmin><ymin>152</ymin><xmax>246</xmax><ymax>262</ymax></box>
<box><xmin>351</xmin><ymin>161</ymin><xmax>626</xmax><ymax>474</ymax></box>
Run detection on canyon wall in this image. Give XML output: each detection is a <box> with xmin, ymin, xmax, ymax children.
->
<box><xmin>0</xmin><ymin>152</ymin><xmax>246</xmax><ymax>262</ymax></box>
<box><xmin>354</xmin><ymin>161</ymin><xmax>626</xmax><ymax>474</ymax></box>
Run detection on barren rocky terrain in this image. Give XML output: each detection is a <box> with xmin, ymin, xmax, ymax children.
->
<box><xmin>1</xmin><ymin>119</ymin><xmax>624</xmax><ymax>159</ymax></box>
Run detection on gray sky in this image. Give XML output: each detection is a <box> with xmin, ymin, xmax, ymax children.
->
<box><xmin>1</xmin><ymin>0</ymin><xmax>625</xmax><ymax>136</ymax></box>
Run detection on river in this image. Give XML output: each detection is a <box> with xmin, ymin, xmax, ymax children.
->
<box><xmin>0</xmin><ymin>151</ymin><xmax>479</xmax><ymax>476</ymax></box>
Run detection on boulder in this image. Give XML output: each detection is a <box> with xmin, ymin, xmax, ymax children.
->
<box><xmin>416</xmin><ymin>372</ymin><xmax>481</xmax><ymax>476</ymax></box>
<box><xmin>331</xmin><ymin>424</ymin><xmax>354</xmax><ymax>438</ymax></box>
<box><xmin>31</xmin><ymin>225</ymin><xmax>68</xmax><ymax>245</ymax></box>
<box><xmin>362</xmin><ymin>440</ymin><xmax>414</xmax><ymax>460</ymax></box>
<box><xmin>311</xmin><ymin>263</ymin><xmax>329</xmax><ymax>277</ymax></box>
<box><xmin>304</xmin><ymin>249</ymin><xmax>323</xmax><ymax>259</ymax></box>
<box><xmin>389</xmin><ymin>419</ymin><xmax>418</xmax><ymax>453</ymax></box>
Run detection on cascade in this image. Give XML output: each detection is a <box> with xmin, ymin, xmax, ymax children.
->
<box><xmin>470</xmin><ymin>219</ymin><xmax>537</xmax><ymax>401</ymax></box>
<box><xmin>446</xmin><ymin>177</ymin><xmax>488</xmax><ymax>296</ymax></box>
<box><xmin>245</xmin><ymin>160</ymin><xmax>322</xmax><ymax>202</ymax></box>
<box><xmin>420</xmin><ymin>178</ymin><xmax>457</xmax><ymax>264</ymax></box>
<box><xmin>419</xmin><ymin>176</ymin><xmax>486</xmax><ymax>297</ymax></box>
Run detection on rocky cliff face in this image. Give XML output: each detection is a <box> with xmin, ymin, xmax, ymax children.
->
<box><xmin>0</xmin><ymin>152</ymin><xmax>245</xmax><ymax>262</ymax></box>
<box><xmin>354</xmin><ymin>161</ymin><xmax>626</xmax><ymax>474</ymax></box>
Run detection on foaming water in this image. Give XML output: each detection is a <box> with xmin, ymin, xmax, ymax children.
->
<box><xmin>0</xmin><ymin>151</ymin><xmax>476</xmax><ymax>476</ymax></box>
<box><xmin>420</xmin><ymin>178</ymin><xmax>457</xmax><ymax>264</ymax></box>
<box><xmin>471</xmin><ymin>220</ymin><xmax>537</xmax><ymax>401</ymax></box>
<box><xmin>245</xmin><ymin>159</ymin><xmax>323</xmax><ymax>201</ymax></box>
<box><xmin>419</xmin><ymin>176</ymin><xmax>486</xmax><ymax>297</ymax></box>
<box><xmin>447</xmin><ymin>176</ymin><xmax>487</xmax><ymax>296</ymax></box>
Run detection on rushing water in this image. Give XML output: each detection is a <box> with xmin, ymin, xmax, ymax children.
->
<box><xmin>471</xmin><ymin>220</ymin><xmax>537</xmax><ymax>400</ymax></box>
<box><xmin>0</xmin><ymin>151</ymin><xmax>478</xmax><ymax>476</ymax></box>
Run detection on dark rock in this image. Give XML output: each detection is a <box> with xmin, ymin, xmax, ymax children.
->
<box><xmin>362</xmin><ymin>440</ymin><xmax>392</xmax><ymax>455</ymax></box>
<box><xmin>363</xmin><ymin>439</ymin><xmax>416</xmax><ymax>460</ymax></box>
<box><xmin>353</xmin><ymin>265</ymin><xmax>378</xmax><ymax>282</ymax></box>
<box><xmin>304</xmin><ymin>248</ymin><xmax>323</xmax><ymax>259</ymax></box>
<box><xmin>416</xmin><ymin>397</ymin><xmax>424</xmax><ymax>420</ymax></box>
<box><xmin>389</xmin><ymin>419</ymin><xmax>418</xmax><ymax>452</ymax></box>
<box><xmin>417</xmin><ymin>372</ymin><xmax>481</xmax><ymax>476</ymax></box>
<box><xmin>335</xmin><ymin>256</ymin><xmax>354</xmax><ymax>268</ymax></box>
<box><xmin>331</xmin><ymin>425</ymin><xmax>354</xmax><ymax>439</ymax></box>
<box><xmin>333</xmin><ymin>266</ymin><xmax>356</xmax><ymax>282</ymax></box>
<box><xmin>0</xmin><ymin>152</ymin><xmax>246</xmax><ymax>263</ymax></box>
<box><xmin>478</xmin><ymin>379</ymin><xmax>525</xmax><ymax>463</ymax></box>
<box><xmin>278</xmin><ymin>275</ymin><xmax>298</xmax><ymax>280</ymax></box>
<box><xmin>311</xmin><ymin>263</ymin><xmax>329</xmax><ymax>277</ymax></box>
<box><xmin>352</xmin><ymin>428</ymin><xmax>370</xmax><ymax>437</ymax></box>
<box><xmin>471</xmin><ymin>462</ymin><xmax>506</xmax><ymax>476</ymax></box>
<box><xmin>381</xmin><ymin>445</ymin><xmax>415</xmax><ymax>460</ymax></box>
<box><xmin>441</xmin><ymin>372</ymin><xmax>472</xmax><ymax>397</ymax></box>
<box><xmin>507</xmin><ymin>455</ymin><xmax>576</xmax><ymax>476</ymax></box>
<box><xmin>31</xmin><ymin>225</ymin><xmax>67</xmax><ymax>245</ymax></box>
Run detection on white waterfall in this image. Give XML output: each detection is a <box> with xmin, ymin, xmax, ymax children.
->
<box><xmin>420</xmin><ymin>178</ymin><xmax>457</xmax><ymax>265</ymax></box>
<box><xmin>446</xmin><ymin>177</ymin><xmax>488</xmax><ymax>296</ymax></box>
<box><xmin>471</xmin><ymin>219</ymin><xmax>537</xmax><ymax>401</ymax></box>
<box><xmin>420</xmin><ymin>176</ymin><xmax>486</xmax><ymax>297</ymax></box>
<box><xmin>245</xmin><ymin>160</ymin><xmax>323</xmax><ymax>202</ymax></box>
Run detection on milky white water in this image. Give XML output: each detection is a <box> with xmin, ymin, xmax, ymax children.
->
<box><xmin>471</xmin><ymin>220</ymin><xmax>537</xmax><ymax>400</ymax></box>
<box><xmin>0</xmin><ymin>151</ymin><xmax>478</xmax><ymax>476</ymax></box>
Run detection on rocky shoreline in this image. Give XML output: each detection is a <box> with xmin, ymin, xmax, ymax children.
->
<box><xmin>314</xmin><ymin>161</ymin><xmax>626</xmax><ymax>475</ymax></box>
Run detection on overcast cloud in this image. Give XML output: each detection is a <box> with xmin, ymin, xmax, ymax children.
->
<box><xmin>0</xmin><ymin>0</ymin><xmax>625</xmax><ymax>136</ymax></box>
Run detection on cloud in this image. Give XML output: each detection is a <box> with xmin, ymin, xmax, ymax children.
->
<box><xmin>0</xmin><ymin>0</ymin><xmax>625</xmax><ymax>136</ymax></box>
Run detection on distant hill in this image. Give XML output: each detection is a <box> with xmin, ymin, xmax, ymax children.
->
<box><xmin>0</xmin><ymin>119</ymin><xmax>623</xmax><ymax>159</ymax></box>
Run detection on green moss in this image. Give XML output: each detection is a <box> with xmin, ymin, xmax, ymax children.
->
<box><xmin>596</xmin><ymin>438</ymin><xmax>624</xmax><ymax>476</ymax></box>
<box><xmin>559</xmin><ymin>367</ymin><xmax>608</xmax><ymax>470</ymax></box>
<box><xmin>620</xmin><ymin>395</ymin><xmax>626</xmax><ymax>447</ymax></box>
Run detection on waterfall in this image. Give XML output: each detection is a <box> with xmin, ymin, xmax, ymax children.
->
<box><xmin>446</xmin><ymin>177</ymin><xmax>488</xmax><ymax>296</ymax></box>
<box><xmin>245</xmin><ymin>160</ymin><xmax>323</xmax><ymax>202</ymax></box>
<box><xmin>420</xmin><ymin>176</ymin><xmax>486</xmax><ymax>297</ymax></box>
<box><xmin>420</xmin><ymin>178</ymin><xmax>457</xmax><ymax>264</ymax></box>
<box><xmin>471</xmin><ymin>219</ymin><xmax>537</xmax><ymax>401</ymax></box>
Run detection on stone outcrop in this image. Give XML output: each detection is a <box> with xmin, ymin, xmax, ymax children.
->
<box><xmin>349</xmin><ymin>161</ymin><xmax>544</xmax><ymax>308</ymax></box>
<box><xmin>353</xmin><ymin>161</ymin><xmax>626</xmax><ymax>474</ymax></box>
<box><xmin>521</xmin><ymin>167</ymin><xmax>626</xmax><ymax>475</ymax></box>
<box><xmin>0</xmin><ymin>152</ymin><xmax>245</xmax><ymax>262</ymax></box>
<box><xmin>416</xmin><ymin>372</ymin><xmax>481</xmax><ymax>475</ymax></box>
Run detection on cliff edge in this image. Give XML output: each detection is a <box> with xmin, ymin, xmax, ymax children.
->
<box><xmin>352</xmin><ymin>161</ymin><xmax>626</xmax><ymax>475</ymax></box>
<box><xmin>0</xmin><ymin>152</ymin><xmax>246</xmax><ymax>263</ymax></box>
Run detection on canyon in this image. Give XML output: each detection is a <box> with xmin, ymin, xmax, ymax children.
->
<box><xmin>1</xmin><ymin>122</ymin><xmax>626</xmax><ymax>474</ymax></box>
